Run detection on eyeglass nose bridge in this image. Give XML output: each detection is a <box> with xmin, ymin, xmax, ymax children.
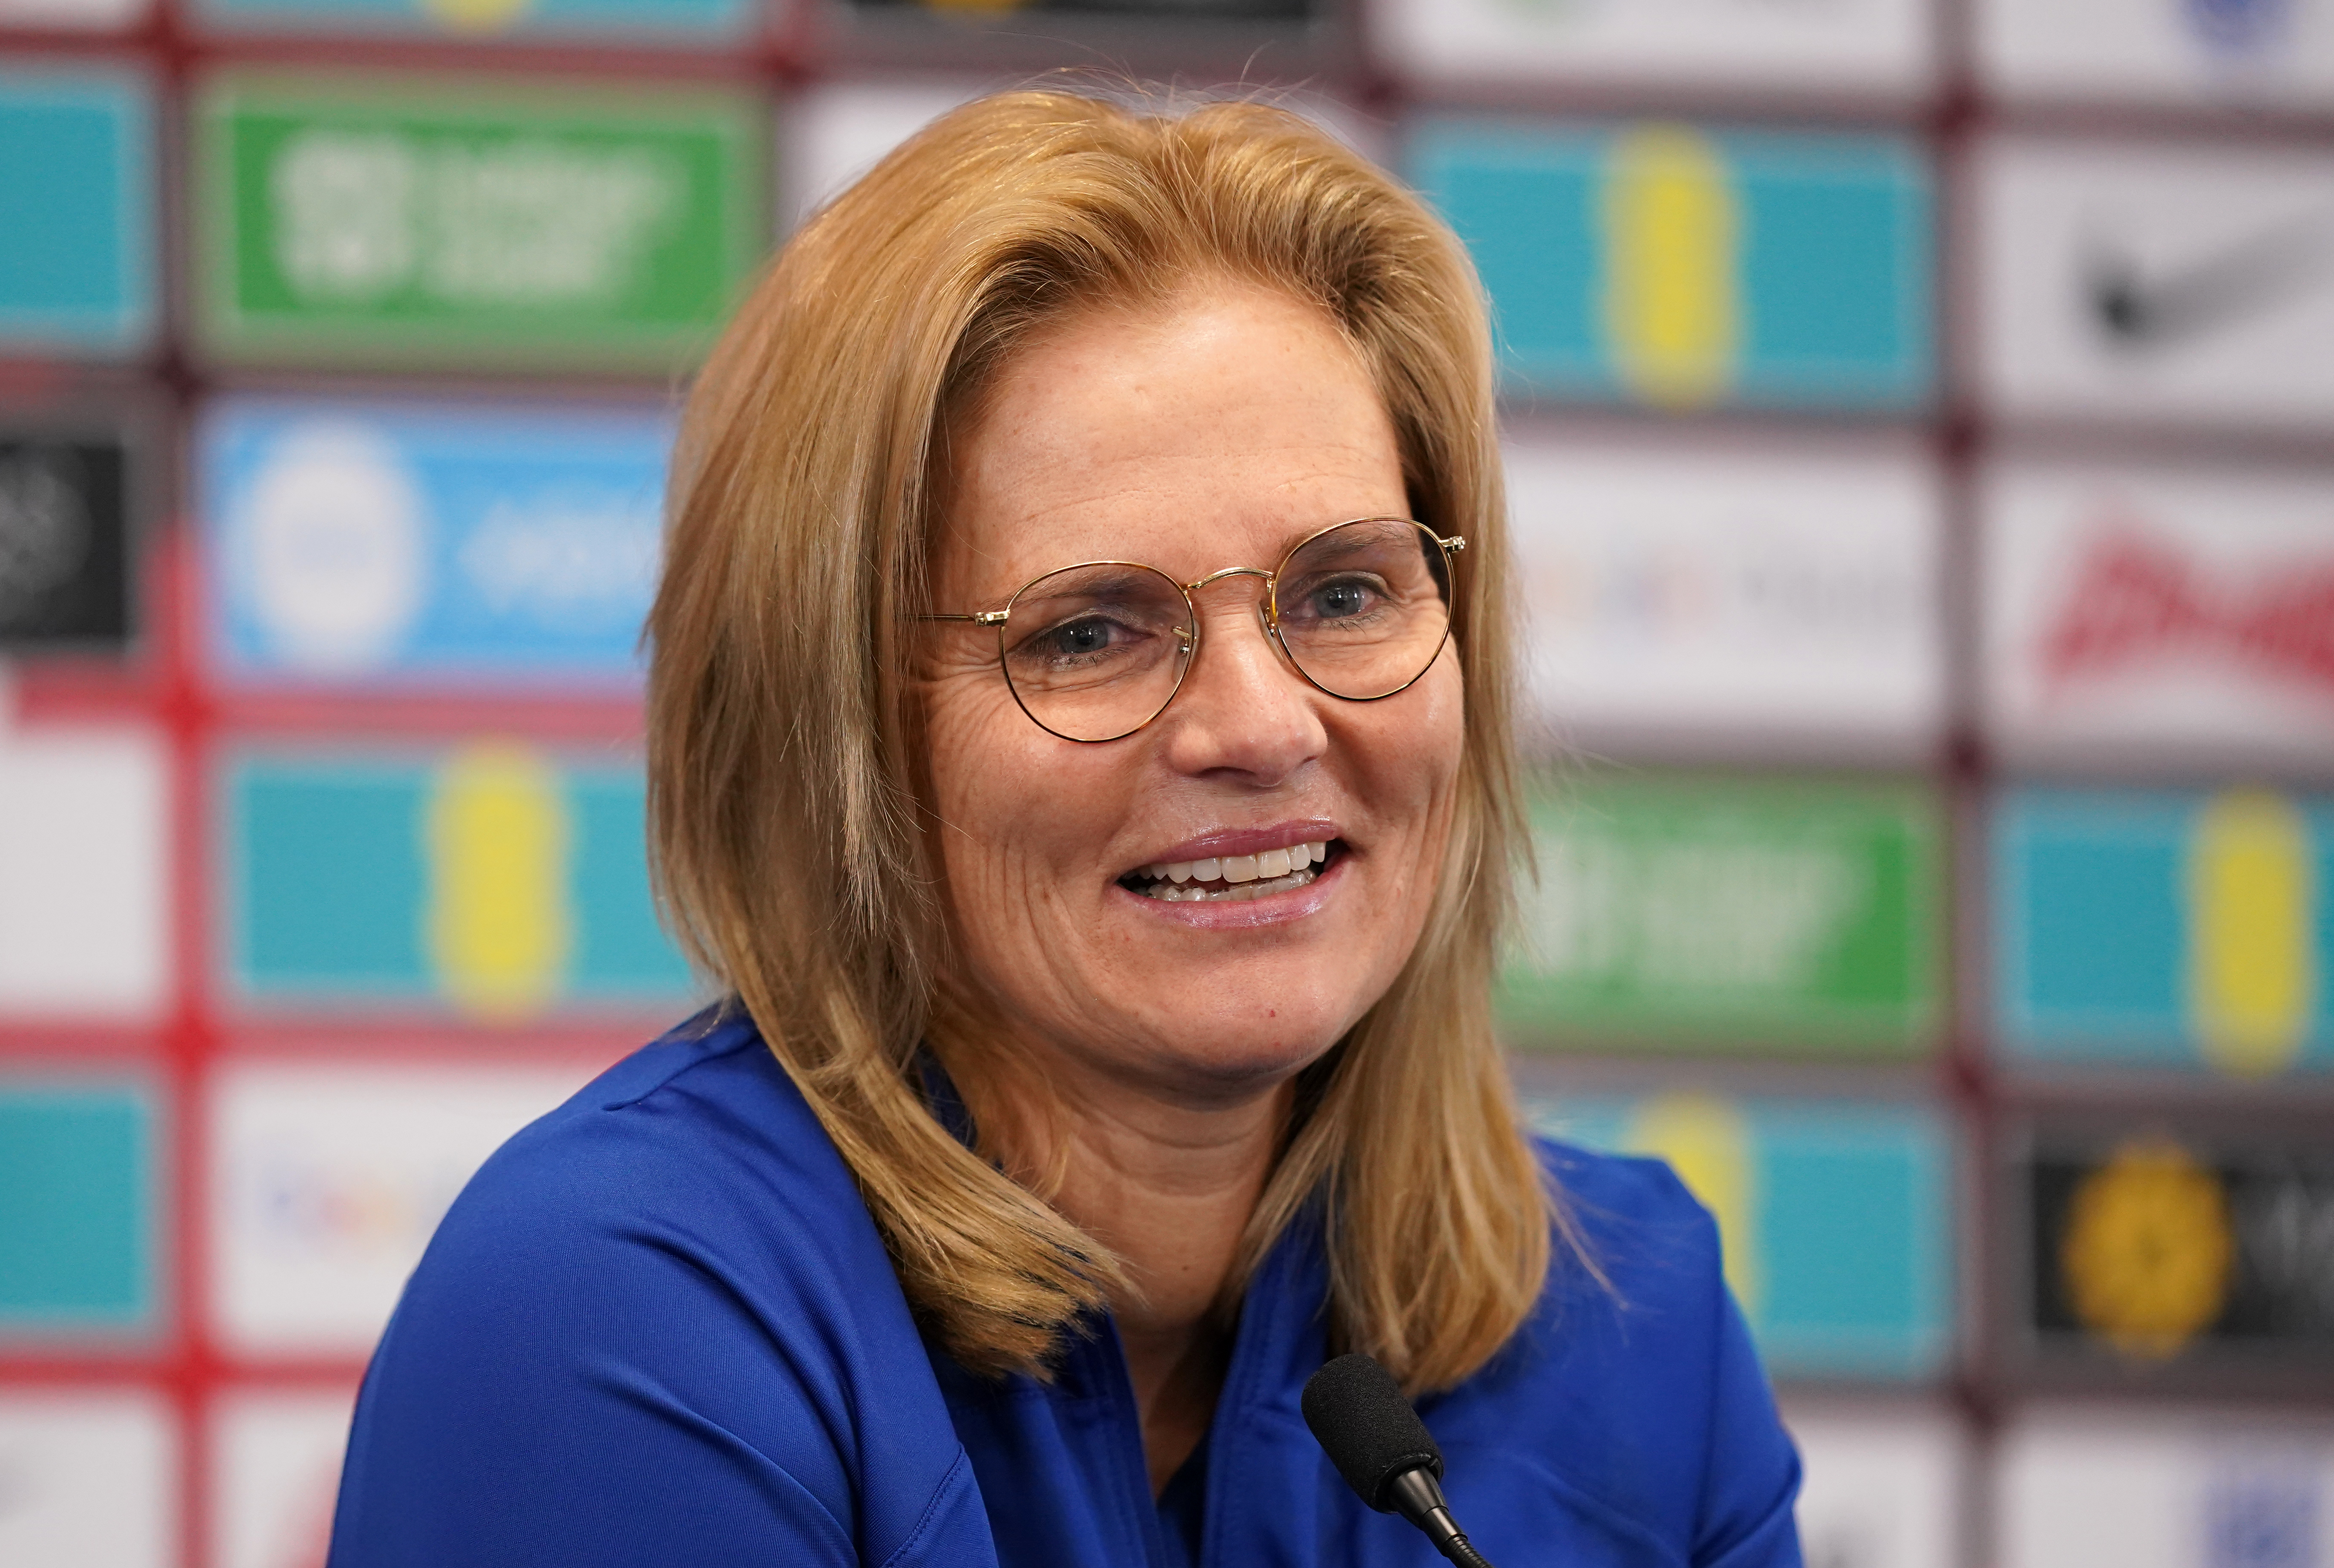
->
<box><xmin>1177</xmin><ymin>564</ymin><xmax>1289</xmax><ymax>662</ymax></box>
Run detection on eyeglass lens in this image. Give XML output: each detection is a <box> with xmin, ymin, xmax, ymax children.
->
<box><xmin>996</xmin><ymin>519</ymin><xmax>1453</xmax><ymax>743</ymax></box>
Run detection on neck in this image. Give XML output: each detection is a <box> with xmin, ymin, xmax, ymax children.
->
<box><xmin>973</xmin><ymin>1051</ymin><xmax>1293</xmax><ymax>1496</ymax></box>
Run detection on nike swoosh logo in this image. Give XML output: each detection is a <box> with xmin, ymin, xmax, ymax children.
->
<box><xmin>2084</xmin><ymin>211</ymin><xmax>2330</xmax><ymax>349</ymax></box>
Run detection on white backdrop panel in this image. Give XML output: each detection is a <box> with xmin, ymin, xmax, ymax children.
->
<box><xmin>1506</xmin><ymin>431</ymin><xmax>1944</xmax><ymax>761</ymax></box>
<box><xmin>1984</xmin><ymin>455</ymin><xmax>2334</xmax><ymax>772</ymax></box>
<box><xmin>1369</xmin><ymin>0</ymin><xmax>1934</xmax><ymax>97</ymax></box>
<box><xmin>209</xmin><ymin>1060</ymin><xmax>598</xmax><ymax>1358</ymax></box>
<box><xmin>1977</xmin><ymin>137</ymin><xmax>2334</xmax><ymax>432</ymax></box>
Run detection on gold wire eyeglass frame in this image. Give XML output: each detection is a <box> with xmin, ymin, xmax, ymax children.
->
<box><xmin>917</xmin><ymin>516</ymin><xmax>1467</xmax><ymax>744</ymax></box>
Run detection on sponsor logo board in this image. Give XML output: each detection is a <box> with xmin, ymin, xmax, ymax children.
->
<box><xmin>0</xmin><ymin>1391</ymin><xmax>174</xmax><ymax>1567</ymax></box>
<box><xmin>221</xmin><ymin>743</ymin><xmax>695</xmax><ymax>1019</ymax></box>
<box><xmin>1371</xmin><ymin>0</ymin><xmax>1933</xmax><ymax>97</ymax></box>
<box><xmin>2019</xmin><ymin>1126</ymin><xmax>2334</xmax><ymax>1375</ymax></box>
<box><xmin>0</xmin><ymin>69</ymin><xmax>155</xmax><ymax>358</ymax></box>
<box><xmin>1996</xmin><ymin>786</ymin><xmax>2334</xmax><ymax>1078</ymax></box>
<box><xmin>1504</xmin><ymin>773</ymin><xmax>1944</xmax><ymax>1053</ymax></box>
<box><xmin>1985</xmin><ymin>459</ymin><xmax>2334</xmax><ymax>770</ymax></box>
<box><xmin>192</xmin><ymin>73</ymin><xmax>766</xmax><ymax>372</ymax></box>
<box><xmin>0</xmin><ymin>1078</ymin><xmax>159</xmax><ymax>1340</ymax></box>
<box><xmin>1411</xmin><ymin>121</ymin><xmax>1932</xmax><ymax>412</ymax></box>
<box><xmin>2000</xmin><ymin>1406</ymin><xmax>2334</xmax><ymax>1568</ymax></box>
<box><xmin>0</xmin><ymin>728</ymin><xmax>169</xmax><ymax>1019</ymax></box>
<box><xmin>1531</xmin><ymin>1093</ymin><xmax>1954</xmax><ymax>1379</ymax></box>
<box><xmin>211</xmin><ymin>1062</ymin><xmax>594</xmax><ymax>1357</ymax></box>
<box><xmin>1782</xmin><ymin>1402</ymin><xmax>1966</xmax><ymax>1568</ymax></box>
<box><xmin>1508</xmin><ymin>432</ymin><xmax>1943</xmax><ymax>757</ymax></box>
<box><xmin>201</xmin><ymin>396</ymin><xmax>668</xmax><ymax>689</ymax></box>
<box><xmin>1978</xmin><ymin>0</ymin><xmax>2334</xmax><ymax>112</ymax></box>
<box><xmin>0</xmin><ymin>429</ymin><xmax>135</xmax><ymax>654</ymax></box>
<box><xmin>214</xmin><ymin>1388</ymin><xmax>357</xmax><ymax>1568</ymax></box>
<box><xmin>1977</xmin><ymin>137</ymin><xmax>2334</xmax><ymax>432</ymax></box>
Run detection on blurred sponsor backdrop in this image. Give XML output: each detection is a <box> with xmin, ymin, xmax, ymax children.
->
<box><xmin>1</xmin><ymin>1</ymin><xmax>2330</xmax><ymax>1564</ymax></box>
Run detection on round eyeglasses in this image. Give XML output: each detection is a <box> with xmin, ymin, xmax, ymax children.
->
<box><xmin>920</xmin><ymin>516</ymin><xmax>1464</xmax><ymax>744</ymax></box>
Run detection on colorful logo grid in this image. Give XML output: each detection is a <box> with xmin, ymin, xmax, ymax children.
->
<box><xmin>1410</xmin><ymin>120</ymin><xmax>1933</xmax><ymax>411</ymax></box>
<box><xmin>1531</xmin><ymin>1092</ymin><xmax>1955</xmax><ymax>1380</ymax></box>
<box><xmin>1996</xmin><ymin>786</ymin><xmax>2334</xmax><ymax>1079</ymax></box>
<box><xmin>2</xmin><ymin>0</ymin><xmax>2330</xmax><ymax>1557</ymax></box>
<box><xmin>222</xmin><ymin>746</ymin><xmax>695</xmax><ymax>1020</ymax></box>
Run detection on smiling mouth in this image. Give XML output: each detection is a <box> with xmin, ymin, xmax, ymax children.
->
<box><xmin>1118</xmin><ymin>840</ymin><xmax>1341</xmax><ymax>903</ymax></box>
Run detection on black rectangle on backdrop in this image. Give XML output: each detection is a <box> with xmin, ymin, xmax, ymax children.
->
<box><xmin>2019</xmin><ymin>1125</ymin><xmax>2334</xmax><ymax>1386</ymax></box>
<box><xmin>0</xmin><ymin>433</ymin><xmax>133</xmax><ymax>651</ymax></box>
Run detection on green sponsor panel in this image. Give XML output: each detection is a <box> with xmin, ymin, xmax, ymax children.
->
<box><xmin>193</xmin><ymin>73</ymin><xmax>765</xmax><ymax>371</ymax></box>
<box><xmin>1501</xmin><ymin>773</ymin><xmax>1942</xmax><ymax>1053</ymax></box>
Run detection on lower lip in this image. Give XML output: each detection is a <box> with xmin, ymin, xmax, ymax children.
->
<box><xmin>1112</xmin><ymin>853</ymin><xmax>1346</xmax><ymax>929</ymax></box>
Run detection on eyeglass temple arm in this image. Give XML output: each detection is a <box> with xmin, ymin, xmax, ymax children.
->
<box><xmin>918</xmin><ymin>611</ymin><xmax>1009</xmax><ymax>624</ymax></box>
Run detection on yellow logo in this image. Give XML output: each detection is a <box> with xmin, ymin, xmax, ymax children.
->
<box><xmin>1627</xmin><ymin>1093</ymin><xmax>1759</xmax><ymax>1314</ymax></box>
<box><xmin>424</xmin><ymin>745</ymin><xmax>572</xmax><ymax>1020</ymax></box>
<box><xmin>1600</xmin><ymin>125</ymin><xmax>1741</xmax><ymax>410</ymax></box>
<box><xmin>2189</xmin><ymin>789</ymin><xmax>2316</xmax><ymax>1078</ymax></box>
<box><xmin>2059</xmin><ymin>1138</ymin><xmax>2233</xmax><ymax>1360</ymax></box>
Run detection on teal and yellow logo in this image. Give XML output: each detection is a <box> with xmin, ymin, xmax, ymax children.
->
<box><xmin>231</xmin><ymin>746</ymin><xmax>692</xmax><ymax>1017</ymax></box>
<box><xmin>1600</xmin><ymin>126</ymin><xmax>1740</xmax><ymax>409</ymax></box>
<box><xmin>2001</xmin><ymin>785</ymin><xmax>2334</xmax><ymax>1078</ymax></box>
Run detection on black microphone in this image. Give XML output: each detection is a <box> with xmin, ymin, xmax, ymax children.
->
<box><xmin>1301</xmin><ymin>1353</ymin><xmax>1500</xmax><ymax>1568</ymax></box>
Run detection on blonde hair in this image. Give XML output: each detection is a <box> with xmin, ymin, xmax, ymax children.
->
<box><xmin>647</xmin><ymin>89</ymin><xmax>1560</xmax><ymax>1392</ymax></box>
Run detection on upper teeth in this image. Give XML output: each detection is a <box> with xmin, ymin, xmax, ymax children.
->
<box><xmin>1142</xmin><ymin>840</ymin><xmax>1328</xmax><ymax>884</ymax></box>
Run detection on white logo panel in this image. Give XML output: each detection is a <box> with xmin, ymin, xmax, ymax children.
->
<box><xmin>1999</xmin><ymin>1406</ymin><xmax>2334</xmax><ymax>1568</ymax></box>
<box><xmin>1506</xmin><ymin>432</ymin><xmax>1944</xmax><ymax>760</ymax></box>
<box><xmin>1984</xmin><ymin>457</ymin><xmax>2334</xmax><ymax>769</ymax></box>
<box><xmin>1977</xmin><ymin>0</ymin><xmax>2334</xmax><ymax>112</ymax></box>
<box><xmin>210</xmin><ymin>1061</ymin><xmax>597</xmax><ymax>1358</ymax></box>
<box><xmin>1783</xmin><ymin>1401</ymin><xmax>1965</xmax><ymax>1568</ymax></box>
<box><xmin>0</xmin><ymin>726</ymin><xmax>168</xmax><ymax>1018</ymax></box>
<box><xmin>213</xmin><ymin>1388</ymin><xmax>358</xmax><ymax>1568</ymax></box>
<box><xmin>0</xmin><ymin>1391</ymin><xmax>175</xmax><ymax>1568</ymax></box>
<box><xmin>1368</xmin><ymin>0</ymin><xmax>1934</xmax><ymax>95</ymax></box>
<box><xmin>1976</xmin><ymin>137</ymin><xmax>2334</xmax><ymax>432</ymax></box>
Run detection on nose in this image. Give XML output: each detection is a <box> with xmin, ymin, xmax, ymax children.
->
<box><xmin>1155</xmin><ymin>574</ymin><xmax>1327</xmax><ymax>784</ymax></box>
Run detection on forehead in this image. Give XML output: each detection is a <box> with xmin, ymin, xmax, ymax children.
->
<box><xmin>935</xmin><ymin>287</ymin><xmax>1408</xmax><ymax>596</ymax></box>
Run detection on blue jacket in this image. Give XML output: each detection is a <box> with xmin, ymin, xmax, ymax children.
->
<box><xmin>329</xmin><ymin>1012</ymin><xmax>1803</xmax><ymax>1567</ymax></box>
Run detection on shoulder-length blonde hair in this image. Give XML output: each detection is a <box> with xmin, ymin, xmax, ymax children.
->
<box><xmin>648</xmin><ymin>88</ymin><xmax>1559</xmax><ymax>1393</ymax></box>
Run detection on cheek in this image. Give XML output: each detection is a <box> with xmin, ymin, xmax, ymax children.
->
<box><xmin>920</xmin><ymin>672</ymin><xmax>1126</xmax><ymax>914</ymax></box>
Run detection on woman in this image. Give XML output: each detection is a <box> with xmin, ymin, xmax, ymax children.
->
<box><xmin>328</xmin><ymin>91</ymin><xmax>1803</xmax><ymax>1567</ymax></box>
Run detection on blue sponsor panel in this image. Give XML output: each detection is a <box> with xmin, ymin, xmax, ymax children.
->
<box><xmin>222</xmin><ymin>745</ymin><xmax>695</xmax><ymax>1020</ymax></box>
<box><xmin>190</xmin><ymin>0</ymin><xmax>751</xmax><ymax>44</ymax></box>
<box><xmin>0</xmin><ymin>70</ymin><xmax>156</xmax><ymax>358</ymax></box>
<box><xmin>1410</xmin><ymin>120</ymin><xmax>1932</xmax><ymax>412</ymax></box>
<box><xmin>0</xmin><ymin>1080</ymin><xmax>159</xmax><ymax>1338</ymax></box>
<box><xmin>201</xmin><ymin>397</ymin><xmax>670</xmax><ymax>690</ymax></box>
<box><xmin>1531</xmin><ymin>1093</ymin><xmax>1954</xmax><ymax>1380</ymax></box>
<box><xmin>1996</xmin><ymin>787</ymin><xmax>2334</xmax><ymax>1079</ymax></box>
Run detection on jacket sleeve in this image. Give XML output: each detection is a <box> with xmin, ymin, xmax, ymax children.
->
<box><xmin>325</xmin><ymin>1182</ymin><xmax>867</xmax><ymax>1568</ymax></box>
<box><xmin>1689</xmin><ymin>1285</ymin><xmax>1805</xmax><ymax>1568</ymax></box>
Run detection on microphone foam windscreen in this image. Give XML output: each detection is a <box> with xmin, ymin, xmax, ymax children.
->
<box><xmin>1300</xmin><ymin>1353</ymin><xmax>1445</xmax><ymax>1513</ymax></box>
